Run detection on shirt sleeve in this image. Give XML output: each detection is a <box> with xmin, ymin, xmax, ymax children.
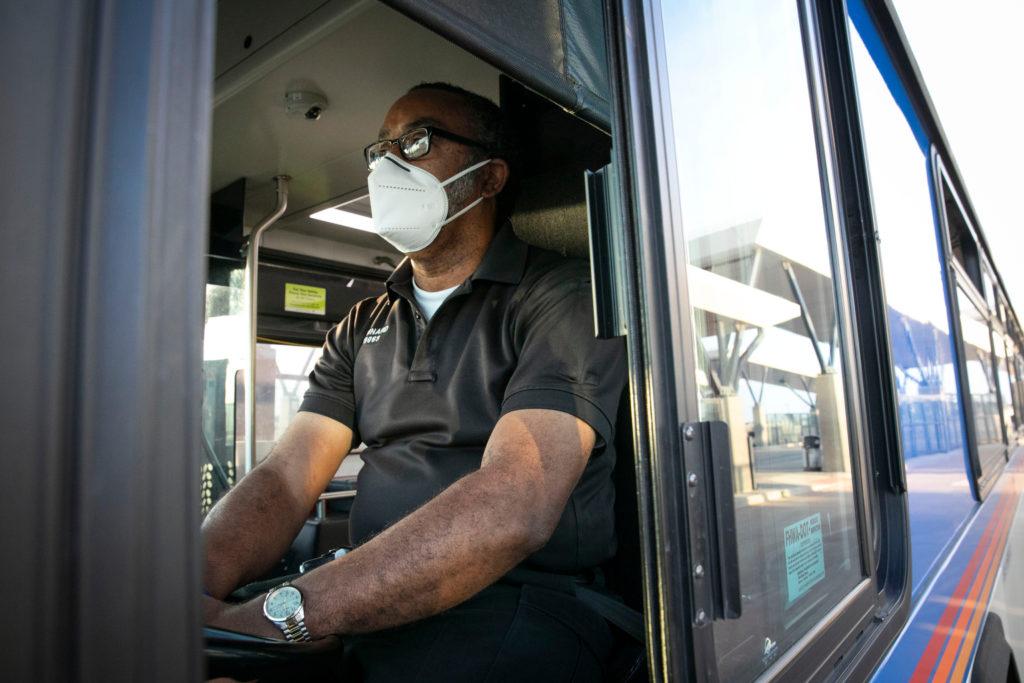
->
<box><xmin>298</xmin><ymin>301</ymin><xmax>364</xmax><ymax>443</ymax></box>
<box><xmin>500</xmin><ymin>261</ymin><xmax>627</xmax><ymax>450</ymax></box>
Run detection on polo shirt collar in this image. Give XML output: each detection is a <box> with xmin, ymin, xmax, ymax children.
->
<box><xmin>385</xmin><ymin>221</ymin><xmax>529</xmax><ymax>303</ymax></box>
<box><xmin>470</xmin><ymin>221</ymin><xmax>529</xmax><ymax>285</ymax></box>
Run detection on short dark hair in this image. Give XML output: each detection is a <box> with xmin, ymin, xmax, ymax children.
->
<box><xmin>408</xmin><ymin>82</ymin><xmax>520</xmax><ymax>220</ymax></box>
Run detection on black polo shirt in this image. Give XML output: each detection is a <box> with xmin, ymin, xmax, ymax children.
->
<box><xmin>298</xmin><ymin>223</ymin><xmax>627</xmax><ymax>573</ymax></box>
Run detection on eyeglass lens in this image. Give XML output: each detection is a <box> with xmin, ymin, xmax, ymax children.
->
<box><xmin>400</xmin><ymin>128</ymin><xmax>430</xmax><ymax>159</ymax></box>
<box><xmin>366</xmin><ymin>128</ymin><xmax>432</xmax><ymax>170</ymax></box>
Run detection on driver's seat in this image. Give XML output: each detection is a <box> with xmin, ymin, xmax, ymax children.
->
<box><xmin>511</xmin><ymin>157</ymin><xmax>647</xmax><ymax>681</ymax></box>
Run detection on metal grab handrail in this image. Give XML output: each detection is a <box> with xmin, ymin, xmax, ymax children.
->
<box><xmin>243</xmin><ymin>175</ymin><xmax>290</xmax><ymax>477</ymax></box>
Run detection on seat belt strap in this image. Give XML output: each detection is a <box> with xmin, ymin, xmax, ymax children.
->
<box><xmin>502</xmin><ymin>566</ymin><xmax>645</xmax><ymax>642</ymax></box>
<box><xmin>575</xmin><ymin>585</ymin><xmax>645</xmax><ymax>643</ymax></box>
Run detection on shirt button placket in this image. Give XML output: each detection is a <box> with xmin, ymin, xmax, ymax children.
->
<box><xmin>411</xmin><ymin>306</ymin><xmax>427</xmax><ymax>342</ymax></box>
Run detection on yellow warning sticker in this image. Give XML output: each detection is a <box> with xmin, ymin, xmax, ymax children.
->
<box><xmin>284</xmin><ymin>283</ymin><xmax>326</xmax><ymax>316</ymax></box>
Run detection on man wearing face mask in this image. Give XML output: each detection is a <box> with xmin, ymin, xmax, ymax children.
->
<box><xmin>202</xmin><ymin>83</ymin><xmax>627</xmax><ymax>681</ymax></box>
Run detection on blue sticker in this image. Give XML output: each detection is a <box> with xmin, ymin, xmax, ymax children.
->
<box><xmin>783</xmin><ymin>513</ymin><xmax>825</xmax><ymax>603</ymax></box>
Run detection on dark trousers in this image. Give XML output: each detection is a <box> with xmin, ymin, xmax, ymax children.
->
<box><xmin>342</xmin><ymin>581</ymin><xmax>614</xmax><ymax>682</ymax></box>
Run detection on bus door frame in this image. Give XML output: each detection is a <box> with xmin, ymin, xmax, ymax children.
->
<box><xmin>0</xmin><ymin>0</ymin><xmax>213</xmax><ymax>679</ymax></box>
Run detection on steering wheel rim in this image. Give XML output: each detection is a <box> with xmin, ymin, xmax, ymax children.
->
<box><xmin>204</xmin><ymin>625</ymin><xmax>342</xmax><ymax>680</ymax></box>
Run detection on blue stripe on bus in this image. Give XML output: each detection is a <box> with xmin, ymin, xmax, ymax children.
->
<box><xmin>846</xmin><ymin>0</ymin><xmax>930</xmax><ymax>155</ymax></box>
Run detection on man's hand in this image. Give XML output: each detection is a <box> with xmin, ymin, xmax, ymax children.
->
<box><xmin>290</xmin><ymin>408</ymin><xmax>596</xmax><ymax>636</ymax></box>
<box><xmin>203</xmin><ymin>595</ymin><xmax>283</xmax><ymax>641</ymax></box>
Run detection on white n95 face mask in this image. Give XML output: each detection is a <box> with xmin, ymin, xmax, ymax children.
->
<box><xmin>367</xmin><ymin>152</ymin><xmax>492</xmax><ymax>253</ymax></box>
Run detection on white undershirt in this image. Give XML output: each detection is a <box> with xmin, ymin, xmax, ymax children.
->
<box><xmin>412</xmin><ymin>280</ymin><xmax>459</xmax><ymax>322</ymax></box>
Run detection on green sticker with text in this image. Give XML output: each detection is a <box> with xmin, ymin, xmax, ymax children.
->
<box><xmin>284</xmin><ymin>283</ymin><xmax>326</xmax><ymax>316</ymax></box>
<box><xmin>784</xmin><ymin>513</ymin><xmax>825</xmax><ymax>603</ymax></box>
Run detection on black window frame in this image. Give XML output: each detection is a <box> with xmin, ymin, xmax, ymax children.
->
<box><xmin>602</xmin><ymin>0</ymin><xmax>697</xmax><ymax>677</ymax></box>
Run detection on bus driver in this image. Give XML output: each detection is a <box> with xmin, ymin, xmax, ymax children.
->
<box><xmin>202</xmin><ymin>82</ymin><xmax>627</xmax><ymax>681</ymax></box>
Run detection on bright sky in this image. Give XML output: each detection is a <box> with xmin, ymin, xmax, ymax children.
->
<box><xmin>892</xmin><ymin>0</ymin><xmax>1024</xmax><ymax>316</ymax></box>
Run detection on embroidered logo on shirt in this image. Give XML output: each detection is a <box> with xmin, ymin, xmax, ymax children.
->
<box><xmin>363</xmin><ymin>325</ymin><xmax>390</xmax><ymax>345</ymax></box>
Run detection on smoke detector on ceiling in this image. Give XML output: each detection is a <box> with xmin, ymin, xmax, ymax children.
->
<box><xmin>284</xmin><ymin>90</ymin><xmax>328</xmax><ymax>121</ymax></box>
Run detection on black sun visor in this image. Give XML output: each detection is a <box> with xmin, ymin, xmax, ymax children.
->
<box><xmin>382</xmin><ymin>0</ymin><xmax>610</xmax><ymax>129</ymax></box>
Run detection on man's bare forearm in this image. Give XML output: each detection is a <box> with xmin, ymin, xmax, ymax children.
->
<box><xmin>202</xmin><ymin>463</ymin><xmax>310</xmax><ymax>598</ymax></box>
<box><xmin>294</xmin><ymin>462</ymin><xmax>551</xmax><ymax>636</ymax></box>
<box><xmin>208</xmin><ymin>410</ymin><xmax>590</xmax><ymax>639</ymax></box>
<box><xmin>202</xmin><ymin>413</ymin><xmax>351</xmax><ymax>599</ymax></box>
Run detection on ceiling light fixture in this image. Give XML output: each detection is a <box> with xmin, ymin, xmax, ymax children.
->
<box><xmin>310</xmin><ymin>193</ymin><xmax>374</xmax><ymax>232</ymax></box>
<box><xmin>309</xmin><ymin>207</ymin><xmax>374</xmax><ymax>231</ymax></box>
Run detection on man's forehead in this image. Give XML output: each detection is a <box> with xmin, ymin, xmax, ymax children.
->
<box><xmin>378</xmin><ymin>116</ymin><xmax>445</xmax><ymax>139</ymax></box>
<box><xmin>378</xmin><ymin>90</ymin><xmax>470</xmax><ymax>139</ymax></box>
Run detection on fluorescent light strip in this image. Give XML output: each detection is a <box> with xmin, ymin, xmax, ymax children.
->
<box><xmin>309</xmin><ymin>206</ymin><xmax>375</xmax><ymax>232</ymax></box>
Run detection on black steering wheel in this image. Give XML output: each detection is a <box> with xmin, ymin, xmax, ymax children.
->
<box><xmin>204</xmin><ymin>625</ymin><xmax>343</xmax><ymax>681</ymax></box>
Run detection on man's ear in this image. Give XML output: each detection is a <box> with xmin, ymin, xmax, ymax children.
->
<box><xmin>481</xmin><ymin>159</ymin><xmax>509</xmax><ymax>198</ymax></box>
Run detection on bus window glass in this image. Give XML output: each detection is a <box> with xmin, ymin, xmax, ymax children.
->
<box><xmin>1011</xmin><ymin>340</ymin><xmax>1024</xmax><ymax>436</ymax></box>
<box><xmin>958</xmin><ymin>287</ymin><xmax>1008</xmax><ymax>477</ymax></box>
<box><xmin>983</xmin><ymin>270</ymin><xmax>997</xmax><ymax>313</ymax></box>
<box><xmin>253</xmin><ymin>342</ymin><xmax>323</xmax><ymax>446</ymax></box>
<box><xmin>252</xmin><ymin>341</ymin><xmax>363</xmax><ymax>482</ymax></box>
<box><xmin>996</xmin><ymin>333</ymin><xmax>1015</xmax><ymax>435</ymax></box>
<box><xmin>202</xmin><ymin>268</ymin><xmax>246</xmax><ymax>513</ymax></box>
<box><xmin>1011</xmin><ymin>356</ymin><xmax>1019</xmax><ymax>436</ymax></box>
<box><xmin>847</xmin><ymin>21</ymin><xmax>974</xmax><ymax>592</ymax></box>
<box><xmin>660</xmin><ymin>1</ymin><xmax>864</xmax><ymax>677</ymax></box>
<box><xmin>201</xmin><ymin>278</ymin><xmax>327</xmax><ymax>512</ymax></box>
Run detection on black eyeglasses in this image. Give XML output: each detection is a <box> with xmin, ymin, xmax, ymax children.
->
<box><xmin>364</xmin><ymin>126</ymin><xmax>488</xmax><ymax>170</ymax></box>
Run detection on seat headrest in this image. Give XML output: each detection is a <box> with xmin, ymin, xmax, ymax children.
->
<box><xmin>510</xmin><ymin>166</ymin><xmax>590</xmax><ymax>259</ymax></box>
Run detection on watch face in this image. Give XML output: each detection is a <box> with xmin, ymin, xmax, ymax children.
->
<box><xmin>264</xmin><ymin>585</ymin><xmax>302</xmax><ymax>621</ymax></box>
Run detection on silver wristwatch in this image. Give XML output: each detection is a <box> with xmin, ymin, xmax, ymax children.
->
<box><xmin>262</xmin><ymin>583</ymin><xmax>312</xmax><ymax>642</ymax></box>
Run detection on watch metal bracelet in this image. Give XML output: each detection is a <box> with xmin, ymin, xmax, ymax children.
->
<box><xmin>281</xmin><ymin>617</ymin><xmax>312</xmax><ymax>642</ymax></box>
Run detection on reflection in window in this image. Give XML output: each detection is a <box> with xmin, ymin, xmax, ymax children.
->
<box><xmin>848</xmin><ymin>20</ymin><xmax>974</xmax><ymax>593</ymax></box>
<box><xmin>660</xmin><ymin>1</ymin><xmax>863</xmax><ymax>678</ymax></box>
<box><xmin>1014</xmin><ymin>355</ymin><xmax>1024</xmax><ymax>435</ymax></box>
<box><xmin>958</xmin><ymin>287</ymin><xmax>1007</xmax><ymax>478</ymax></box>
<box><xmin>994</xmin><ymin>332</ymin><xmax>1016</xmax><ymax>435</ymax></box>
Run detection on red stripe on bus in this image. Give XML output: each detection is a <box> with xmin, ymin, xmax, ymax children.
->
<box><xmin>932</xmin><ymin>492</ymin><xmax>1015</xmax><ymax>681</ymax></box>
<box><xmin>949</xmin><ymin>493</ymin><xmax>1017</xmax><ymax>681</ymax></box>
<box><xmin>909</xmin><ymin>492</ymin><xmax>1010</xmax><ymax>682</ymax></box>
